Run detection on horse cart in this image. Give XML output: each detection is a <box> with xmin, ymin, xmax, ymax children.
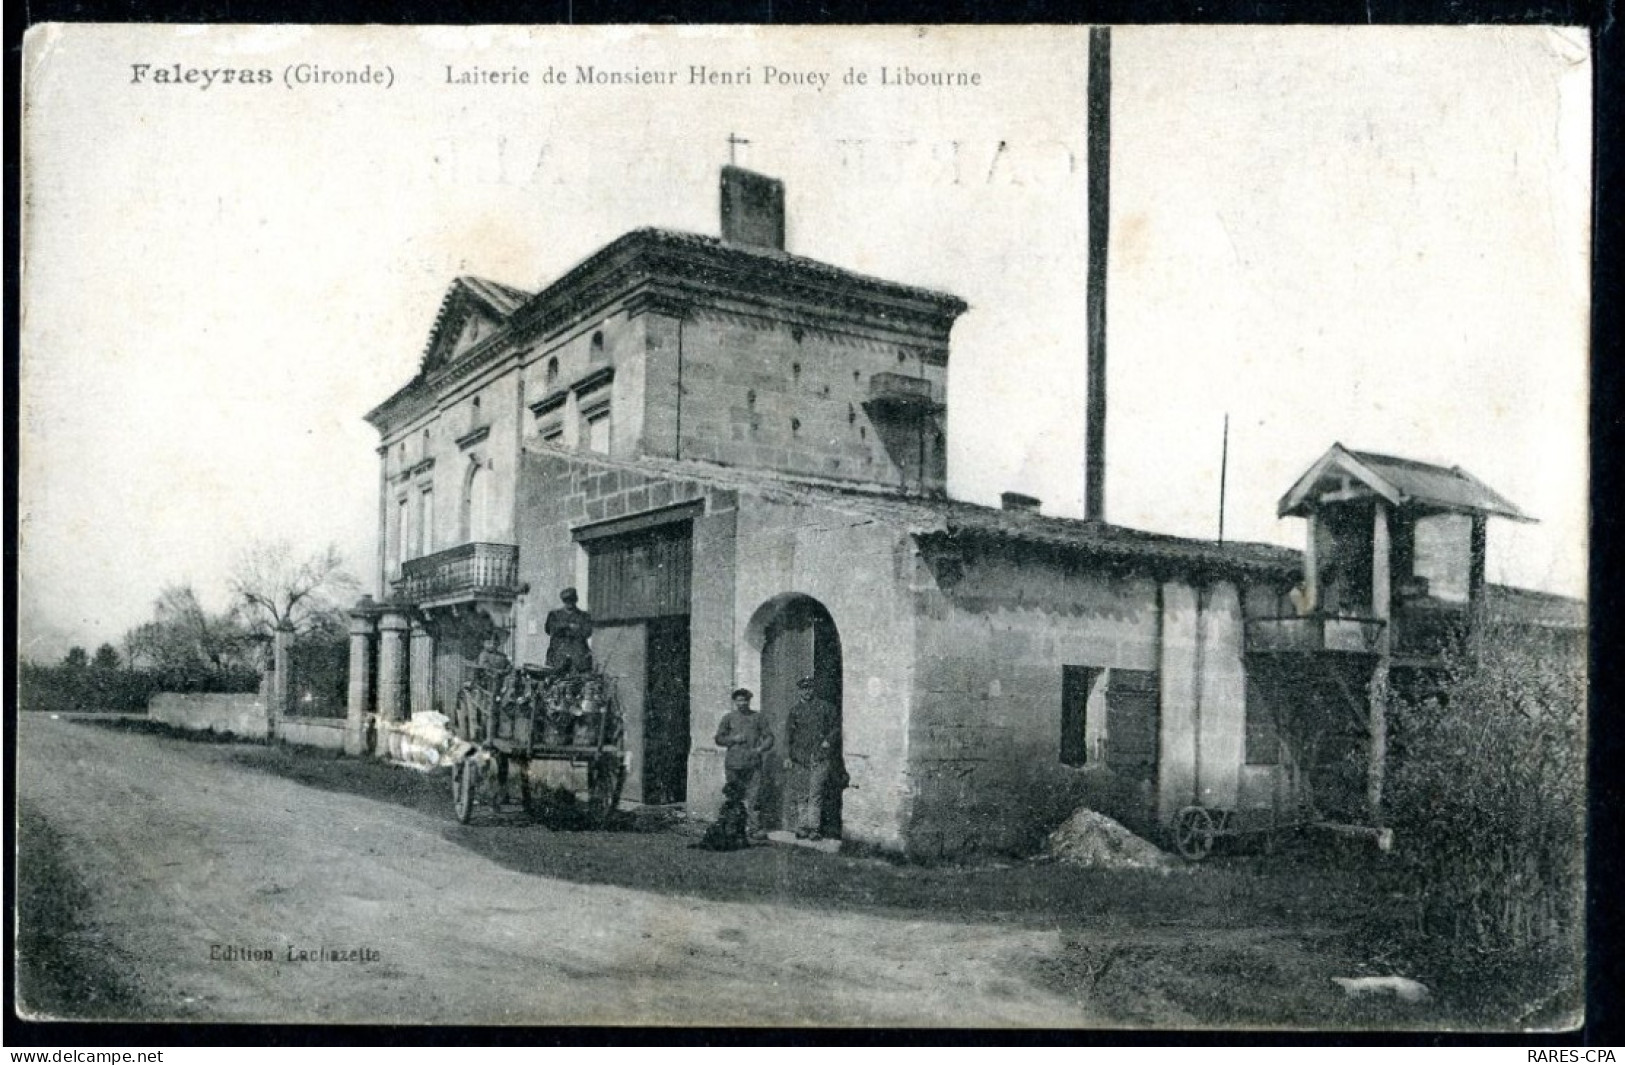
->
<box><xmin>448</xmin><ymin>664</ymin><xmax>628</xmax><ymax>826</ymax></box>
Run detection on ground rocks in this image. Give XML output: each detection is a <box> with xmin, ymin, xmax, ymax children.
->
<box><xmin>1047</xmin><ymin>808</ymin><xmax>1180</xmax><ymax>872</ymax></box>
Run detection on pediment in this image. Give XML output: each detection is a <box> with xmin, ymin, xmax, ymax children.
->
<box><xmin>418</xmin><ymin>276</ymin><xmax>531</xmax><ymax>377</ymax></box>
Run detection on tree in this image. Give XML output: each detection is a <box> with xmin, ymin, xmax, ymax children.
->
<box><xmin>62</xmin><ymin>647</ymin><xmax>88</xmax><ymax>669</ymax></box>
<box><xmin>92</xmin><ymin>643</ymin><xmax>120</xmax><ymax>670</ymax></box>
<box><xmin>229</xmin><ymin>540</ymin><xmax>359</xmax><ymax>640</ymax></box>
<box><xmin>124</xmin><ymin>585</ymin><xmax>255</xmax><ymax>682</ymax></box>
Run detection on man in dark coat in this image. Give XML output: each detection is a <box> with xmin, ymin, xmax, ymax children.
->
<box><xmin>544</xmin><ymin>587</ymin><xmax>594</xmax><ymax>672</ymax></box>
<box><xmin>785</xmin><ymin>676</ymin><xmax>840</xmax><ymax>840</ymax></box>
<box><xmin>714</xmin><ymin>688</ymin><xmax>775</xmax><ymax>841</ymax></box>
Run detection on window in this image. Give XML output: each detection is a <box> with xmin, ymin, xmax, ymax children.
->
<box><xmin>462</xmin><ymin>460</ymin><xmax>490</xmax><ymax>542</ymax></box>
<box><xmin>539</xmin><ymin>421</ymin><xmax>565</xmax><ymax>446</ymax></box>
<box><xmin>1060</xmin><ymin>666</ymin><xmax>1101</xmax><ymax>766</ymax></box>
<box><xmin>545</xmin><ymin>357</ymin><xmax>560</xmax><ymax>386</ymax></box>
<box><xmin>395</xmin><ymin>497</ymin><xmax>411</xmax><ymax>569</ymax></box>
<box><xmin>1105</xmin><ymin>668</ymin><xmax>1160</xmax><ymax>773</ymax></box>
<box><xmin>583</xmin><ymin>403</ymin><xmax>611</xmax><ymax>454</ymax></box>
<box><xmin>419</xmin><ymin>487</ymin><xmax>435</xmax><ymax>556</ymax></box>
<box><xmin>1412</xmin><ymin>513</ymin><xmax>1471</xmax><ymax>604</ymax></box>
<box><xmin>590</xmin><ymin>330</ymin><xmax>607</xmax><ymax>362</ymax></box>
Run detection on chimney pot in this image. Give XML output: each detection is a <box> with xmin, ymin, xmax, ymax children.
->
<box><xmin>720</xmin><ymin>165</ymin><xmax>786</xmax><ymax>251</ymax></box>
<box><xmin>1001</xmin><ymin>492</ymin><xmax>1042</xmax><ymax>514</ymax></box>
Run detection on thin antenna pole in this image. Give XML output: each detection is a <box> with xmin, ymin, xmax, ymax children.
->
<box><xmin>1218</xmin><ymin>413</ymin><xmax>1230</xmax><ymax>544</ymax></box>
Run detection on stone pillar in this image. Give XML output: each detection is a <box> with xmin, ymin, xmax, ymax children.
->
<box><xmin>346</xmin><ymin>606</ymin><xmax>378</xmax><ymax>756</ymax></box>
<box><xmin>270</xmin><ymin>623</ymin><xmax>296</xmax><ymax>739</ymax></box>
<box><xmin>377</xmin><ymin>611</ymin><xmax>411</xmax><ymax>725</ymax></box>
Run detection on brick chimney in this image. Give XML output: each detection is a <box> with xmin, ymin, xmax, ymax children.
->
<box><xmin>720</xmin><ymin>165</ymin><xmax>786</xmax><ymax>251</ymax></box>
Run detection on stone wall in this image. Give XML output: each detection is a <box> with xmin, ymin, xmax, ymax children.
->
<box><xmin>907</xmin><ymin>546</ymin><xmax>1164</xmax><ymax>857</ymax></box>
<box><xmin>906</xmin><ymin>542</ymin><xmax>1264</xmax><ymax>859</ymax></box>
<box><xmin>274</xmin><ymin>717</ymin><xmax>348</xmax><ymax>752</ymax></box>
<box><xmin>1154</xmin><ymin>580</ymin><xmax>1248</xmax><ymax>823</ymax></box>
<box><xmin>149</xmin><ymin>693</ymin><xmax>269</xmax><ymax>739</ymax></box>
<box><xmin>707</xmin><ymin>492</ymin><xmax>919</xmax><ymax>851</ymax></box>
<box><xmin>642</xmin><ymin>306</ymin><xmax>948</xmax><ymax>492</ymax></box>
<box><xmin>514</xmin><ymin>450</ymin><xmax>920</xmax><ymax>850</ymax></box>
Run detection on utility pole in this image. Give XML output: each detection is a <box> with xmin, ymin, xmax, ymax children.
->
<box><xmin>1084</xmin><ymin>26</ymin><xmax>1112</xmax><ymax>521</ymax></box>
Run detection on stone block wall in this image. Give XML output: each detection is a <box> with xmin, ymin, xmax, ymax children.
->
<box><xmin>513</xmin><ymin>450</ymin><xmax>717</xmax><ymax>667</ymax></box>
<box><xmin>906</xmin><ymin>547</ymin><xmax>1164</xmax><ymax>857</ymax></box>
<box><xmin>149</xmin><ymin>693</ymin><xmax>269</xmax><ymax>739</ymax></box>
<box><xmin>719</xmin><ymin>492</ymin><xmax>919</xmax><ymax>850</ymax></box>
<box><xmin>642</xmin><ymin>306</ymin><xmax>947</xmax><ymax>492</ymax></box>
<box><xmin>274</xmin><ymin>717</ymin><xmax>348</xmax><ymax>751</ymax></box>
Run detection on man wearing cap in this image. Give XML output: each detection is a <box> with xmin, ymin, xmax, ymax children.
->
<box><xmin>544</xmin><ymin>587</ymin><xmax>594</xmax><ymax>673</ymax></box>
<box><xmin>714</xmin><ymin>688</ymin><xmax>774</xmax><ymax>841</ymax></box>
<box><xmin>785</xmin><ymin>676</ymin><xmax>840</xmax><ymax>840</ymax></box>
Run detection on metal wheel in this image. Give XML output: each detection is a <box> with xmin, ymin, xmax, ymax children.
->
<box><xmin>453</xmin><ymin>757</ymin><xmax>479</xmax><ymax>824</ymax></box>
<box><xmin>1174</xmin><ymin>805</ymin><xmax>1216</xmax><ymax>861</ymax></box>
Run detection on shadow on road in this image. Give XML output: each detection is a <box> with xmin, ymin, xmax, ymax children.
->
<box><xmin>193</xmin><ymin>729</ymin><xmax>1376</xmax><ymax>941</ymax></box>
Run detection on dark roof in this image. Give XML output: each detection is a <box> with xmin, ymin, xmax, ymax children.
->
<box><xmin>1486</xmin><ymin>584</ymin><xmax>1587</xmax><ymax>631</ymax></box>
<box><xmin>530</xmin><ymin>444</ymin><xmax>1302</xmax><ymax>581</ymax></box>
<box><xmin>1279</xmin><ymin>443</ymin><xmax>1531</xmax><ymax>521</ymax></box>
<box><xmin>597</xmin><ymin>228</ymin><xmax>969</xmax><ymax>313</ymax></box>
<box><xmin>921</xmin><ymin>498</ymin><xmax>1303</xmax><ymax>579</ymax></box>
<box><xmin>458</xmin><ymin>275</ymin><xmax>531</xmax><ymax>316</ymax></box>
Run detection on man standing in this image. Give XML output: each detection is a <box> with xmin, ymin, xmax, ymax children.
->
<box><xmin>785</xmin><ymin>676</ymin><xmax>839</xmax><ymax>840</ymax></box>
<box><xmin>544</xmin><ymin>587</ymin><xmax>594</xmax><ymax>672</ymax></box>
<box><xmin>714</xmin><ymin>688</ymin><xmax>774</xmax><ymax>841</ymax></box>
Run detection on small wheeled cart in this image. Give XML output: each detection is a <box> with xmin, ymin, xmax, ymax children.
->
<box><xmin>1170</xmin><ymin>803</ymin><xmax>1391</xmax><ymax>861</ymax></box>
<box><xmin>448</xmin><ymin>664</ymin><xmax>627</xmax><ymax>827</ymax></box>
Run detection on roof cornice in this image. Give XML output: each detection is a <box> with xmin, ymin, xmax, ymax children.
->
<box><xmin>367</xmin><ymin>228</ymin><xmax>969</xmax><ymax>436</ymax></box>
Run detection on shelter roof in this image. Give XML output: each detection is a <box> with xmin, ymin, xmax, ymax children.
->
<box><xmin>1277</xmin><ymin>443</ymin><xmax>1531</xmax><ymax>521</ymax></box>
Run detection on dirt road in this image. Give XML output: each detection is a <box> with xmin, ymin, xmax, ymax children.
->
<box><xmin>17</xmin><ymin>715</ymin><xmax>1454</xmax><ymax>1029</ymax></box>
<box><xmin>16</xmin><ymin>715</ymin><xmax>1109</xmax><ymax>1026</ymax></box>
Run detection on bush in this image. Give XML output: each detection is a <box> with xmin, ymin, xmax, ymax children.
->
<box><xmin>1386</xmin><ymin>621</ymin><xmax>1585</xmax><ymax>958</ymax></box>
<box><xmin>18</xmin><ymin>660</ymin><xmax>259</xmax><ymax>714</ymax></box>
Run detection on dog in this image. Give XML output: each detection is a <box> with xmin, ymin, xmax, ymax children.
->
<box><xmin>699</xmin><ymin>779</ymin><xmax>751</xmax><ymax>852</ymax></box>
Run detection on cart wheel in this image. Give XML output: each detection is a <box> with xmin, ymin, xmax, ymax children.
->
<box><xmin>453</xmin><ymin>757</ymin><xmax>480</xmax><ymax>824</ymax></box>
<box><xmin>493</xmin><ymin>753</ymin><xmax>510</xmax><ymax>814</ymax></box>
<box><xmin>587</xmin><ymin>756</ymin><xmax>624</xmax><ymax>828</ymax></box>
<box><xmin>1174</xmin><ymin>806</ymin><xmax>1216</xmax><ymax>861</ymax></box>
<box><xmin>453</xmin><ymin>686</ymin><xmax>476</xmax><ymax>743</ymax></box>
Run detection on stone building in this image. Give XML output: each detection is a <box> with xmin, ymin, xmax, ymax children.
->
<box><xmin>346</xmin><ymin>166</ymin><xmax>1575</xmax><ymax>858</ymax></box>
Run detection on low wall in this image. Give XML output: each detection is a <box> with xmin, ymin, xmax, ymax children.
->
<box><xmin>149</xmin><ymin>693</ymin><xmax>269</xmax><ymax>739</ymax></box>
<box><xmin>275</xmin><ymin>717</ymin><xmax>348</xmax><ymax>751</ymax></box>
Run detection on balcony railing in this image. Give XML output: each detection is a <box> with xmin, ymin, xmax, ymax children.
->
<box><xmin>866</xmin><ymin>372</ymin><xmax>943</xmax><ymax>414</ymax></box>
<box><xmin>391</xmin><ymin>542</ymin><xmax>520</xmax><ymax>605</ymax></box>
<box><xmin>1245</xmin><ymin>615</ymin><xmax>1385</xmax><ymax>655</ymax></box>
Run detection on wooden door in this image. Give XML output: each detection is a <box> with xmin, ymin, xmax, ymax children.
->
<box><xmin>643</xmin><ymin>616</ymin><xmax>691</xmax><ymax>805</ymax></box>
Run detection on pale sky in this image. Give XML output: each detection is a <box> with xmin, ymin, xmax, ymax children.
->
<box><xmin>18</xmin><ymin>24</ymin><xmax>1591</xmax><ymax>661</ymax></box>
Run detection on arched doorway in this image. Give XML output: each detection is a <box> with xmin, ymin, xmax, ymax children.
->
<box><xmin>749</xmin><ymin>594</ymin><xmax>844</xmax><ymax>837</ymax></box>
